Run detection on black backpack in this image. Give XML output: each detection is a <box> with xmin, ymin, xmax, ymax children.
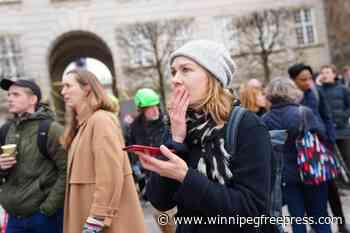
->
<box><xmin>225</xmin><ymin>106</ymin><xmax>286</xmax><ymax>233</ymax></box>
<box><xmin>0</xmin><ymin>119</ymin><xmax>52</xmax><ymax>160</ymax></box>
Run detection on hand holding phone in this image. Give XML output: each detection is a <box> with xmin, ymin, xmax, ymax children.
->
<box><xmin>136</xmin><ymin>145</ymin><xmax>189</xmax><ymax>182</ymax></box>
<box><xmin>123</xmin><ymin>145</ymin><xmax>175</xmax><ymax>156</ymax></box>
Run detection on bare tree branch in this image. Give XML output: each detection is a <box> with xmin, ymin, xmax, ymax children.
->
<box><xmin>116</xmin><ymin>18</ymin><xmax>194</xmax><ymax>109</ymax></box>
<box><xmin>232</xmin><ymin>8</ymin><xmax>292</xmax><ymax>83</ymax></box>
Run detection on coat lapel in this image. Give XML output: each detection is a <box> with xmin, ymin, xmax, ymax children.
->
<box><xmin>67</xmin><ymin>123</ymin><xmax>87</xmax><ymax>177</ymax></box>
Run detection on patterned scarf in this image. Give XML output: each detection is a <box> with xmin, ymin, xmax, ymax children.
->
<box><xmin>186</xmin><ymin>111</ymin><xmax>233</xmax><ymax>184</ymax></box>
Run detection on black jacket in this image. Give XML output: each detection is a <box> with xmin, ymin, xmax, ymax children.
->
<box><xmin>320</xmin><ymin>83</ymin><xmax>350</xmax><ymax>131</ymax></box>
<box><xmin>301</xmin><ymin>86</ymin><xmax>336</xmax><ymax>143</ymax></box>
<box><xmin>127</xmin><ymin>113</ymin><xmax>165</xmax><ymax>146</ymax></box>
<box><xmin>126</xmin><ymin>113</ymin><xmax>166</xmax><ymax>164</ymax></box>
<box><xmin>147</xmin><ymin>111</ymin><xmax>272</xmax><ymax>233</ymax></box>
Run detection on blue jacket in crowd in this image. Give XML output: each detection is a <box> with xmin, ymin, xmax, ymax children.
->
<box><xmin>262</xmin><ymin>102</ymin><xmax>325</xmax><ymax>184</ymax></box>
<box><xmin>320</xmin><ymin>82</ymin><xmax>350</xmax><ymax>138</ymax></box>
<box><xmin>301</xmin><ymin>87</ymin><xmax>336</xmax><ymax>143</ymax></box>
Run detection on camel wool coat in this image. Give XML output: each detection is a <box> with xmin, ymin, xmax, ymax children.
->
<box><xmin>63</xmin><ymin>108</ymin><xmax>146</xmax><ymax>233</ymax></box>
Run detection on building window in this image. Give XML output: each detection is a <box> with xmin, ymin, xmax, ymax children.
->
<box><xmin>215</xmin><ymin>16</ymin><xmax>240</xmax><ymax>55</ymax></box>
<box><xmin>0</xmin><ymin>35</ymin><xmax>25</xmax><ymax>79</ymax></box>
<box><xmin>51</xmin><ymin>0</ymin><xmax>88</xmax><ymax>1</ymax></box>
<box><xmin>126</xmin><ymin>34</ymin><xmax>154</xmax><ymax>67</ymax></box>
<box><xmin>294</xmin><ymin>8</ymin><xmax>316</xmax><ymax>46</ymax></box>
<box><xmin>116</xmin><ymin>0</ymin><xmax>151</xmax><ymax>3</ymax></box>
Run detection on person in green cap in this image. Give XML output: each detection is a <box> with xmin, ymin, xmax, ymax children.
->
<box><xmin>126</xmin><ymin>88</ymin><xmax>176</xmax><ymax>233</ymax></box>
<box><xmin>126</xmin><ymin>88</ymin><xmax>164</xmax><ymax>195</ymax></box>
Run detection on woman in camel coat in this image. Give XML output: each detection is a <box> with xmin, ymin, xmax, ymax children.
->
<box><xmin>61</xmin><ymin>68</ymin><xmax>146</xmax><ymax>233</ymax></box>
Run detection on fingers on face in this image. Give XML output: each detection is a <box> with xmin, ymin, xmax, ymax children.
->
<box><xmin>179</xmin><ymin>92</ymin><xmax>190</xmax><ymax>113</ymax></box>
<box><xmin>177</xmin><ymin>88</ymin><xmax>188</xmax><ymax>106</ymax></box>
<box><xmin>171</xmin><ymin>88</ymin><xmax>189</xmax><ymax>116</ymax></box>
<box><xmin>170</xmin><ymin>89</ymin><xmax>181</xmax><ymax>110</ymax></box>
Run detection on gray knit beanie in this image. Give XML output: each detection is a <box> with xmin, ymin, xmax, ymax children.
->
<box><xmin>170</xmin><ymin>40</ymin><xmax>236</xmax><ymax>88</ymax></box>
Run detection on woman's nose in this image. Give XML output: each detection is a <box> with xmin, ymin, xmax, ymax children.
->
<box><xmin>171</xmin><ymin>73</ymin><xmax>183</xmax><ymax>85</ymax></box>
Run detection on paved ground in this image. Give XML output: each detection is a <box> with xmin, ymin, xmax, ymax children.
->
<box><xmin>282</xmin><ymin>187</ymin><xmax>350</xmax><ymax>233</ymax></box>
<box><xmin>0</xmin><ymin>187</ymin><xmax>349</xmax><ymax>232</ymax></box>
<box><xmin>143</xmin><ymin>201</ymin><xmax>162</xmax><ymax>233</ymax></box>
<box><xmin>144</xmin><ymin>187</ymin><xmax>350</xmax><ymax>233</ymax></box>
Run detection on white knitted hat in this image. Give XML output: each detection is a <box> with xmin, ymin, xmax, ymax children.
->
<box><xmin>170</xmin><ymin>40</ymin><xmax>237</xmax><ymax>88</ymax></box>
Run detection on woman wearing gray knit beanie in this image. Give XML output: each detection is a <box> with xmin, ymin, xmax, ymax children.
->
<box><xmin>138</xmin><ymin>40</ymin><xmax>273</xmax><ymax>233</ymax></box>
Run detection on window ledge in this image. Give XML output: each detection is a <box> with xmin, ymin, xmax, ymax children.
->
<box><xmin>0</xmin><ymin>0</ymin><xmax>21</xmax><ymax>5</ymax></box>
<box><xmin>295</xmin><ymin>43</ymin><xmax>324</xmax><ymax>50</ymax></box>
<box><xmin>51</xmin><ymin>0</ymin><xmax>89</xmax><ymax>2</ymax></box>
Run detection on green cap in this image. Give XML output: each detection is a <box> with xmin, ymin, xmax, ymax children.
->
<box><xmin>134</xmin><ymin>88</ymin><xmax>160</xmax><ymax>108</ymax></box>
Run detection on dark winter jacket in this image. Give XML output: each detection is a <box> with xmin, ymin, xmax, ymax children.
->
<box><xmin>127</xmin><ymin>112</ymin><xmax>165</xmax><ymax>147</ymax></box>
<box><xmin>262</xmin><ymin>103</ymin><xmax>324</xmax><ymax>184</ymax></box>
<box><xmin>301</xmin><ymin>86</ymin><xmax>336</xmax><ymax>143</ymax></box>
<box><xmin>0</xmin><ymin>105</ymin><xmax>66</xmax><ymax>217</ymax></box>
<box><xmin>147</xmin><ymin>111</ymin><xmax>272</xmax><ymax>233</ymax></box>
<box><xmin>320</xmin><ymin>82</ymin><xmax>350</xmax><ymax>134</ymax></box>
<box><xmin>126</xmin><ymin>112</ymin><xmax>166</xmax><ymax>164</ymax></box>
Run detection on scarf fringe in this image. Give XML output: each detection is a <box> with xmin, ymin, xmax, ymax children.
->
<box><xmin>220</xmin><ymin>139</ymin><xmax>233</xmax><ymax>179</ymax></box>
<box><xmin>186</xmin><ymin>111</ymin><xmax>233</xmax><ymax>184</ymax></box>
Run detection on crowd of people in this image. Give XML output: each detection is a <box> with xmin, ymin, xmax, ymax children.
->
<box><xmin>0</xmin><ymin>39</ymin><xmax>349</xmax><ymax>233</ymax></box>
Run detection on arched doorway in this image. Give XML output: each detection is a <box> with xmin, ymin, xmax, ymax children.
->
<box><xmin>48</xmin><ymin>31</ymin><xmax>117</xmax><ymax>123</ymax></box>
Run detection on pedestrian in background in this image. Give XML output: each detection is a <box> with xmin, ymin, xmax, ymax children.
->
<box><xmin>126</xmin><ymin>88</ymin><xmax>165</xmax><ymax>199</ymax></box>
<box><xmin>0</xmin><ymin>79</ymin><xmax>66</xmax><ymax>233</ymax></box>
<box><xmin>239</xmin><ymin>79</ymin><xmax>269</xmax><ymax>116</ymax></box>
<box><xmin>126</xmin><ymin>87</ymin><xmax>175</xmax><ymax>233</ymax></box>
<box><xmin>61</xmin><ymin>68</ymin><xmax>146</xmax><ymax>233</ymax></box>
<box><xmin>341</xmin><ymin>66</ymin><xmax>350</xmax><ymax>88</ymax></box>
<box><xmin>289</xmin><ymin>63</ymin><xmax>350</xmax><ymax>233</ymax></box>
<box><xmin>263</xmin><ymin>77</ymin><xmax>332</xmax><ymax>233</ymax></box>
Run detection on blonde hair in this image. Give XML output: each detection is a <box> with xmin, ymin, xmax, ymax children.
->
<box><xmin>265</xmin><ymin>77</ymin><xmax>303</xmax><ymax>104</ymax></box>
<box><xmin>239</xmin><ymin>84</ymin><xmax>262</xmax><ymax>112</ymax></box>
<box><xmin>193</xmin><ymin>75</ymin><xmax>234</xmax><ymax>126</ymax></box>
<box><xmin>62</xmin><ymin>68</ymin><xmax>119</xmax><ymax>149</ymax></box>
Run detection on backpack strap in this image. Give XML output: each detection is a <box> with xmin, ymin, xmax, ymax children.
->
<box><xmin>225</xmin><ymin>106</ymin><xmax>247</xmax><ymax>154</ymax></box>
<box><xmin>37</xmin><ymin>119</ymin><xmax>52</xmax><ymax>160</ymax></box>
<box><xmin>0</xmin><ymin>122</ymin><xmax>12</xmax><ymax>146</ymax></box>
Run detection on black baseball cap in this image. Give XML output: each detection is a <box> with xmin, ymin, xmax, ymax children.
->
<box><xmin>0</xmin><ymin>78</ymin><xmax>42</xmax><ymax>102</ymax></box>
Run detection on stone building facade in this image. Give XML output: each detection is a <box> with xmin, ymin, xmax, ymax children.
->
<box><xmin>0</xmin><ymin>0</ymin><xmax>332</xmax><ymax>120</ymax></box>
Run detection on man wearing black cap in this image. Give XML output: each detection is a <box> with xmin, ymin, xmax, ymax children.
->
<box><xmin>0</xmin><ymin>78</ymin><xmax>66</xmax><ymax>233</ymax></box>
<box><xmin>288</xmin><ymin>64</ymin><xmax>350</xmax><ymax>233</ymax></box>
